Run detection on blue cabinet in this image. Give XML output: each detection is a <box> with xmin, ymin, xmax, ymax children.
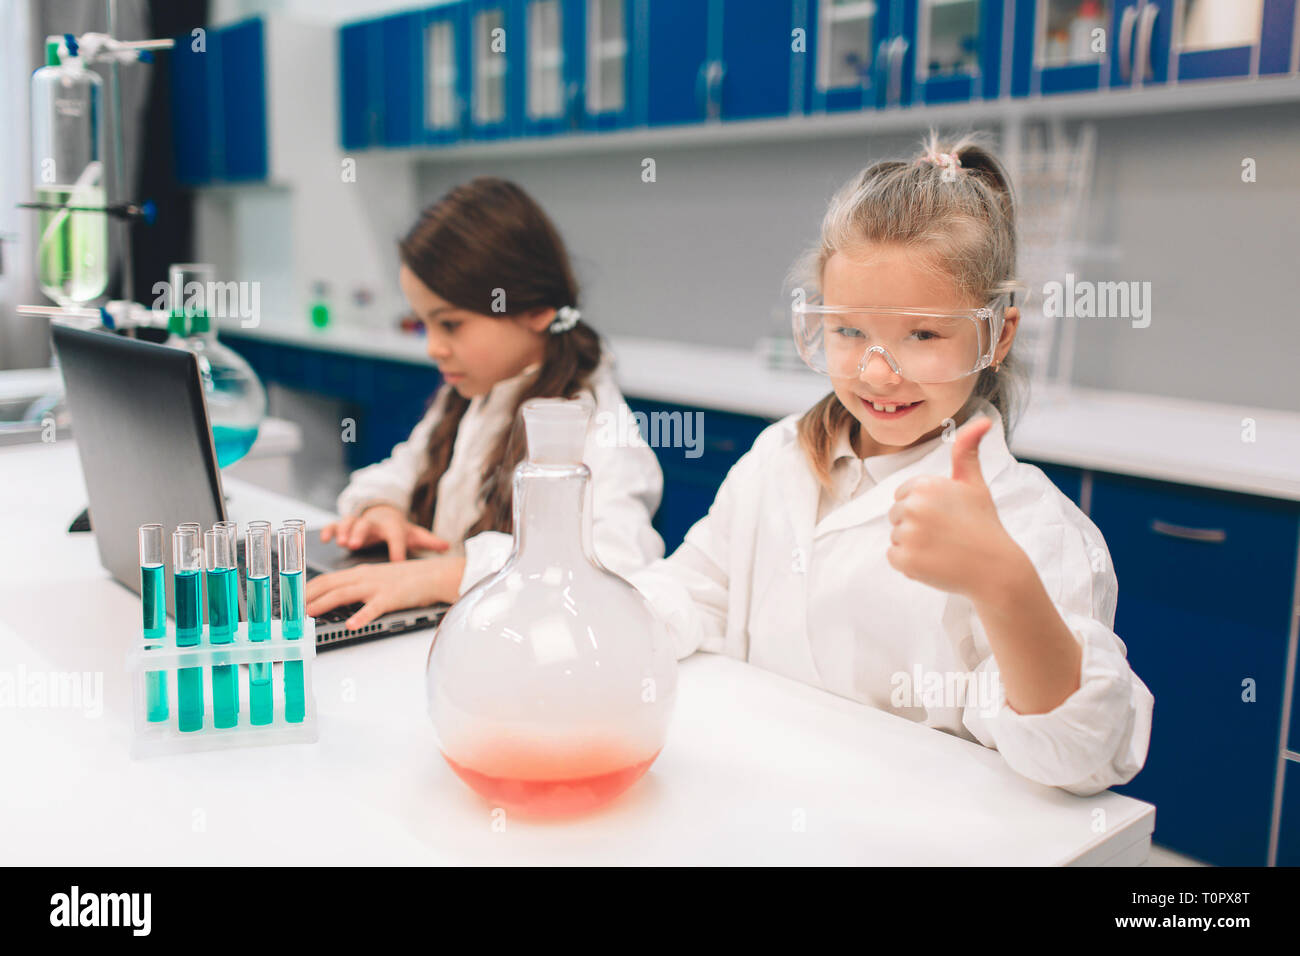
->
<box><xmin>520</xmin><ymin>0</ymin><xmax>639</xmax><ymax>134</ymax></box>
<box><xmin>1089</xmin><ymin>473</ymin><xmax>1300</xmax><ymax>866</ymax></box>
<box><xmin>339</xmin><ymin>12</ymin><xmax>424</xmax><ymax>149</ymax></box>
<box><xmin>1163</xmin><ymin>0</ymin><xmax>1295</xmax><ymax>83</ymax></box>
<box><xmin>465</xmin><ymin>0</ymin><xmax>522</xmax><ymax>139</ymax></box>
<box><xmin>642</xmin><ymin>0</ymin><xmax>713</xmax><ymax>125</ymax></box>
<box><xmin>805</xmin><ymin>0</ymin><xmax>895</xmax><ymax>111</ymax></box>
<box><xmin>907</xmin><ymin>0</ymin><xmax>1005</xmax><ymax>103</ymax></box>
<box><xmin>1011</xmin><ymin>0</ymin><xmax>1140</xmax><ymax>96</ymax></box>
<box><xmin>421</xmin><ymin>2</ymin><xmax>472</xmax><ymax>143</ymax></box>
<box><xmin>171</xmin><ymin>18</ymin><xmax>268</xmax><ymax>183</ymax></box>
<box><xmin>718</xmin><ymin>0</ymin><xmax>805</xmax><ymax>120</ymax></box>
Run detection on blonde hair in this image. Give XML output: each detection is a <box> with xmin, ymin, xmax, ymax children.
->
<box><xmin>791</xmin><ymin>130</ymin><xmax>1026</xmax><ymax>488</ymax></box>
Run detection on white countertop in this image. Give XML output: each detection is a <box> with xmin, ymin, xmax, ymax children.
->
<box><xmin>218</xmin><ymin>321</ymin><xmax>1300</xmax><ymax>502</ymax></box>
<box><xmin>0</xmin><ymin>440</ymin><xmax>1153</xmax><ymax>865</ymax></box>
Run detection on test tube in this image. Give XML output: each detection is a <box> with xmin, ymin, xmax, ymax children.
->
<box><xmin>278</xmin><ymin>525</ymin><xmax>306</xmax><ymax>723</ymax></box>
<box><xmin>138</xmin><ymin>524</ymin><xmax>168</xmax><ymax>723</ymax></box>
<box><xmin>173</xmin><ymin>526</ymin><xmax>205</xmax><ymax>732</ymax></box>
<box><xmin>214</xmin><ymin>520</ymin><xmax>240</xmax><ymax>623</ymax></box>
<box><xmin>205</xmin><ymin>528</ymin><xmax>240</xmax><ymax>728</ymax></box>
<box><xmin>246</xmin><ymin>522</ymin><xmax>274</xmax><ymax>725</ymax></box>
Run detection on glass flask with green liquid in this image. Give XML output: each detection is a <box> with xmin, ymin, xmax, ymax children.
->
<box><xmin>31</xmin><ymin>38</ymin><xmax>108</xmax><ymax>306</ymax></box>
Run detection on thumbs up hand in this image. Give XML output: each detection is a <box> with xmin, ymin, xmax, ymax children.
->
<box><xmin>885</xmin><ymin>415</ymin><xmax>1019</xmax><ymax>600</ymax></box>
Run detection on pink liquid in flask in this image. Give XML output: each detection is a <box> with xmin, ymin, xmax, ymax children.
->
<box><xmin>442</xmin><ymin>745</ymin><xmax>662</xmax><ymax>818</ymax></box>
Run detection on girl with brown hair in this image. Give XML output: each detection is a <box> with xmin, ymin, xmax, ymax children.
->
<box><xmin>306</xmin><ymin>178</ymin><xmax>664</xmax><ymax>631</ymax></box>
<box><xmin>629</xmin><ymin>133</ymin><xmax>1152</xmax><ymax>796</ymax></box>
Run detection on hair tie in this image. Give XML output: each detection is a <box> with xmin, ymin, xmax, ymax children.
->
<box><xmin>549</xmin><ymin>305</ymin><xmax>581</xmax><ymax>333</ymax></box>
<box><xmin>918</xmin><ymin>150</ymin><xmax>963</xmax><ymax>179</ymax></box>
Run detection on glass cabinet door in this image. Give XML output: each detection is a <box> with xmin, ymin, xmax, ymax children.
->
<box><xmin>1173</xmin><ymin>0</ymin><xmax>1294</xmax><ymax>81</ymax></box>
<box><xmin>914</xmin><ymin>0</ymin><xmax>1005</xmax><ymax>103</ymax></box>
<box><xmin>424</xmin><ymin>5</ymin><xmax>468</xmax><ymax>144</ymax></box>
<box><xmin>526</xmin><ymin>0</ymin><xmax>566</xmax><ymax>124</ymax></box>
<box><xmin>470</xmin><ymin>3</ymin><xmax>516</xmax><ymax>137</ymax></box>
<box><xmin>586</xmin><ymin>0</ymin><xmax>629</xmax><ymax>121</ymax></box>
<box><xmin>809</xmin><ymin>0</ymin><xmax>892</xmax><ymax>111</ymax></box>
<box><xmin>1011</xmin><ymin>0</ymin><xmax>1135</xmax><ymax>95</ymax></box>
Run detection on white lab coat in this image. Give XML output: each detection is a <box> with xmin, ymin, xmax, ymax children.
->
<box><xmin>629</xmin><ymin>398</ymin><xmax>1154</xmax><ymax>796</ymax></box>
<box><xmin>336</xmin><ymin>352</ymin><xmax>665</xmax><ymax>596</ymax></box>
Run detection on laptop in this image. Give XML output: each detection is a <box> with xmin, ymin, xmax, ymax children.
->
<box><xmin>51</xmin><ymin>323</ymin><xmax>449</xmax><ymax>648</ymax></box>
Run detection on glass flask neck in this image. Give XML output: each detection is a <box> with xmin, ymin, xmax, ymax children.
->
<box><xmin>510</xmin><ymin>462</ymin><xmax>595</xmax><ymax>569</ymax></box>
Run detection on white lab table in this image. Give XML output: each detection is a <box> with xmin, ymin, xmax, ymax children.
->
<box><xmin>0</xmin><ymin>441</ymin><xmax>1154</xmax><ymax>865</ymax></box>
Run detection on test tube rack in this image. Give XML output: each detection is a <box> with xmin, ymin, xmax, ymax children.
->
<box><xmin>126</xmin><ymin>618</ymin><xmax>318</xmax><ymax>757</ymax></box>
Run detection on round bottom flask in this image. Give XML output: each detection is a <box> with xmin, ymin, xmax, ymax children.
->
<box><xmin>426</xmin><ymin>398</ymin><xmax>677</xmax><ymax>817</ymax></box>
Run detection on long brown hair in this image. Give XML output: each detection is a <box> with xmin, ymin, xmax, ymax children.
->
<box><xmin>790</xmin><ymin>131</ymin><xmax>1025</xmax><ymax>488</ymax></box>
<box><xmin>402</xmin><ymin>177</ymin><xmax>602</xmax><ymax>535</ymax></box>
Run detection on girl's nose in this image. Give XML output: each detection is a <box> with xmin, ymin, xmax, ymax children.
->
<box><xmin>858</xmin><ymin>348</ymin><xmax>902</xmax><ymax>386</ymax></box>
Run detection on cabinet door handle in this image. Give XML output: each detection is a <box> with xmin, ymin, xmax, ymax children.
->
<box><xmin>1118</xmin><ymin>5</ymin><xmax>1140</xmax><ymax>84</ymax></box>
<box><xmin>1150</xmin><ymin>519</ymin><xmax>1227</xmax><ymax>544</ymax></box>
<box><xmin>1134</xmin><ymin>3</ymin><xmax>1159</xmax><ymax>83</ymax></box>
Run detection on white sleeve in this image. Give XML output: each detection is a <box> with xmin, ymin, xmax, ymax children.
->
<box><xmin>335</xmin><ymin>391</ymin><xmax>445</xmax><ymax>519</ymax></box>
<box><xmin>454</xmin><ymin>402</ymin><xmax>667</xmax><ymax>598</ymax></box>
<box><xmin>960</xmin><ymin>516</ymin><xmax>1154</xmax><ymax>796</ymax></box>
<box><xmin>628</xmin><ymin>442</ymin><xmax>756</xmax><ymax>661</ymax></box>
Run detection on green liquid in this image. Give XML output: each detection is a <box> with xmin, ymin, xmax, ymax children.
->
<box><xmin>207</xmin><ymin>567</ymin><xmax>239</xmax><ymax>728</ymax></box>
<box><xmin>247</xmin><ymin>575</ymin><xmax>273</xmax><ymax>725</ymax></box>
<box><xmin>174</xmin><ymin>568</ymin><xmax>204</xmax><ymax>732</ymax></box>
<box><xmin>36</xmin><ymin>184</ymin><xmax>108</xmax><ymax>305</ymax></box>
<box><xmin>140</xmin><ymin>564</ymin><xmax>169</xmax><ymax>723</ymax></box>
<box><xmin>212</xmin><ymin>425</ymin><xmax>259</xmax><ymax>468</ymax></box>
<box><xmin>280</xmin><ymin>570</ymin><xmax>305</xmax><ymax>723</ymax></box>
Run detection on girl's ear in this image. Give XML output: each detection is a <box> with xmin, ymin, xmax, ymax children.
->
<box><xmin>521</xmin><ymin>307</ymin><xmax>557</xmax><ymax>333</ymax></box>
<box><xmin>994</xmin><ymin>306</ymin><xmax>1019</xmax><ymax>362</ymax></box>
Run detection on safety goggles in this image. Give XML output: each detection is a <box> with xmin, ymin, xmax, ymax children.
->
<box><xmin>791</xmin><ymin>290</ymin><xmax>1017</xmax><ymax>385</ymax></box>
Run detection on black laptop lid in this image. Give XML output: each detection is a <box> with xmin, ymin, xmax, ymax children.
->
<box><xmin>51</xmin><ymin>323</ymin><xmax>225</xmax><ymax>617</ymax></box>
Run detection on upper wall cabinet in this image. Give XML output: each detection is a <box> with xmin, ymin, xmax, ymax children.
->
<box><xmin>519</xmin><ymin>0</ymin><xmax>637</xmax><ymax>134</ymax></box>
<box><xmin>467</xmin><ymin>0</ymin><xmax>521</xmax><ymax>139</ymax></box>
<box><xmin>910</xmin><ymin>0</ymin><xmax>1006</xmax><ymax>104</ymax></box>
<box><xmin>423</xmin><ymin>2</ymin><xmax>471</xmax><ymax>143</ymax></box>
<box><xmin>339</xmin><ymin>12</ymin><xmax>424</xmax><ymax>149</ymax></box>
<box><xmin>1011</xmin><ymin>0</ymin><xmax>1296</xmax><ymax>97</ymax></box>
<box><xmin>333</xmin><ymin>0</ymin><xmax>1300</xmax><ymax>152</ymax></box>
<box><xmin>172</xmin><ymin>17</ymin><xmax>269</xmax><ymax>183</ymax></box>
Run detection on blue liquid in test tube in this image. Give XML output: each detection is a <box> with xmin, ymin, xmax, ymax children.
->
<box><xmin>138</xmin><ymin>525</ymin><xmax>169</xmax><ymax>723</ymax></box>
<box><xmin>279</xmin><ymin>524</ymin><xmax>306</xmax><ymax>723</ymax></box>
<box><xmin>246</xmin><ymin>522</ymin><xmax>274</xmax><ymax>726</ymax></box>
<box><xmin>173</xmin><ymin>526</ymin><xmax>204</xmax><ymax>732</ymax></box>
<box><xmin>206</xmin><ymin>529</ymin><xmax>240</xmax><ymax>729</ymax></box>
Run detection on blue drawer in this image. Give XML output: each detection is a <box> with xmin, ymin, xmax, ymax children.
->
<box><xmin>1091</xmin><ymin>472</ymin><xmax>1300</xmax><ymax>866</ymax></box>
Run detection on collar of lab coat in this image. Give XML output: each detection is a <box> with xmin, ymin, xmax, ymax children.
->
<box><xmin>787</xmin><ymin>398</ymin><xmax>1015</xmax><ymax>540</ymax></box>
